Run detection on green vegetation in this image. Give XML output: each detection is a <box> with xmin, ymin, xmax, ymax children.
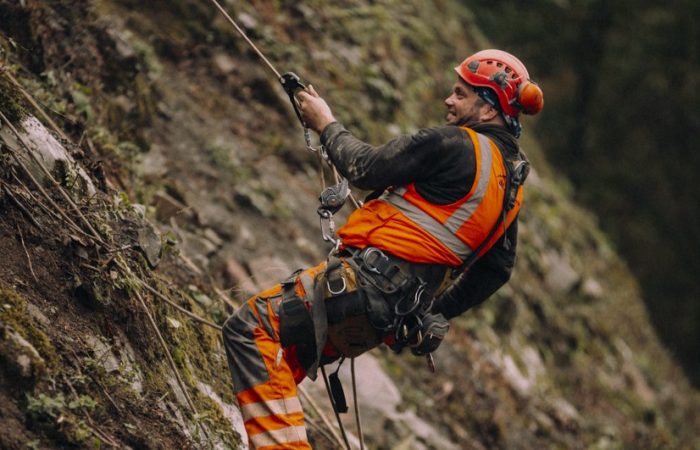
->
<box><xmin>0</xmin><ymin>75</ymin><xmax>25</xmax><ymax>123</ymax></box>
<box><xmin>469</xmin><ymin>0</ymin><xmax>700</xmax><ymax>385</ymax></box>
<box><xmin>0</xmin><ymin>284</ymin><xmax>57</xmax><ymax>369</ymax></box>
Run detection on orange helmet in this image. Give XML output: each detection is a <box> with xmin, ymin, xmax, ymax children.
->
<box><xmin>455</xmin><ymin>49</ymin><xmax>543</xmax><ymax>118</ymax></box>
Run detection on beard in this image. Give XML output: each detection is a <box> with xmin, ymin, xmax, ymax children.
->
<box><xmin>446</xmin><ymin>106</ymin><xmax>481</xmax><ymax>127</ymax></box>
<box><xmin>447</xmin><ymin>113</ymin><xmax>480</xmax><ymax>128</ymax></box>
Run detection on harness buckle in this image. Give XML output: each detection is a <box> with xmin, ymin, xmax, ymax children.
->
<box><xmin>360</xmin><ymin>247</ymin><xmax>387</xmax><ymax>275</ymax></box>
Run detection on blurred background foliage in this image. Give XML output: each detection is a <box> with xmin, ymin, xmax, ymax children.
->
<box><xmin>466</xmin><ymin>0</ymin><xmax>700</xmax><ymax>385</ymax></box>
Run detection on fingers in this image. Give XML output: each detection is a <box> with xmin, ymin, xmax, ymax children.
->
<box><xmin>296</xmin><ymin>85</ymin><xmax>319</xmax><ymax>105</ymax></box>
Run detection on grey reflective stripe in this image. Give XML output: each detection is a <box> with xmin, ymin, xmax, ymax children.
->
<box><xmin>241</xmin><ymin>396</ymin><xmax>303</xmax><ymax>419</ymax></box>
<box><xmin>443</xmin><ymin>133</ymin><xmax>493</xmax><ymax>233</ymax></box>
<box><xmin>254</xmin><ymin>297</ymin><xmax>275</xmax><ymax>340</ymax></box>
<box><xmin>250</xmin><ymin>425</ymin><xmax>308</xmax><ymax>448</ymax></box>
<box><xmin>222</xmin><ymin>303</ymin><xmax>270</xmax><ymax>392</ymax></box>
<box><xmin>382</xmin><ymin>191</ymin><xmax>472</xmax><ymax>258</ymax></box>
<box><xmin>381</xmin><ymin>132</ymin><xmax>496</xmax><ymax>259</ymax></box>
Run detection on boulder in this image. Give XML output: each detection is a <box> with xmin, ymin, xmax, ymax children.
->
<box><xmin>543</xmin><ymin>250</ymin><xmax>581</xmax><ymax>295</ymax></box>
<box><xmin>0</xmin><ymin>323</ymin><xmax>46</xmax><ymax>381</ymax></box>
<box><xmin>306</xmin><ymin>354</ymin><xmax>460</xmax><ymax>450</ymax></box>
<box><xmin>0</xmin><ymin>116</ymin><xmax>96</xmax><ymax>196</ymax></box>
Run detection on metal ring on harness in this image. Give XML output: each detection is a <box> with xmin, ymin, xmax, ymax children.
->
<box><xmin>398</xmin><ymin>317</ymin><xmax>424</xmax><ymax>345</ymax></box>
<box><xmin>327</xmin><ymin>276</ymin><xmax>347</xmax><ymax>296</ymax></box>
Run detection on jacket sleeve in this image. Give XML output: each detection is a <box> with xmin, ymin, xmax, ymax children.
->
<box><xmin>319</xmin><ymin>122</ymin><xmax>452</xmax><ymax>191</ymax></box>
<box><xmin>432</xmin><ymin>219</ymin><xmax>519</xmax><ymax>320</ymax></box>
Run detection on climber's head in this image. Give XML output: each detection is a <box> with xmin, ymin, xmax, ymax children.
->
<box><xmin>447</xmin><ymin>49</ymin><xmax>543</xmax><ymax>137</ymax></box>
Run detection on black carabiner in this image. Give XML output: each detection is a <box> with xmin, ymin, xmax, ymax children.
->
<box><xmin>280</xmin><ymin>72</ymin><xmax>316</xmax><ymax>150</ymax></box>
<box><xmin>280</xmin><ymin>72</ymin><xmax>307</xmax><ymax>127</ymax></box>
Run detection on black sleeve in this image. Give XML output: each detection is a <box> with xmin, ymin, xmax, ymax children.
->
<box><xmin>432</xmin><ymin>219</ymin><xmax>518</xmax><ymax>320</ymax></box>
<box><xmin>320</xmin><ymin>122</ymin><xmax>469</xmax><ymax>193</ymax></box>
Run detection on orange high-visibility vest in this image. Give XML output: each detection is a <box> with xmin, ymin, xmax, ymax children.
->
<box><xmin>338</xmin><ymin>127</ymin><xmax>523</xmax><ymax>267</ymax></box>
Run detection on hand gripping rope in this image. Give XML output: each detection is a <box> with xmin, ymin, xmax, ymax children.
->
<box><xmin>278</xmin><ymin>72</ymin><xmax>356</xmax><ymax>252</ymax></box>
<box><xmin>207</xmin><ymin>0</ymin><xmax>356</xmax><ymax>244</ymax></box>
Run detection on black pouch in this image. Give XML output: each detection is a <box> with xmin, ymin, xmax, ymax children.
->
<box><xmin>278</xmin><ymin>278</ymin><xmax>317</xmax><ymax>370</ymax></box>
<box><xmin>323</xmin><ymin>259</ymin><xmax>383</xmax><ymax>358</ymax></box>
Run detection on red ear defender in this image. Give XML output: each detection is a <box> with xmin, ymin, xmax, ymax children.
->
<box><xmin>518</xmin><ymin>81</ymin><xmax>544</xmax><ymax>115</ymax></box>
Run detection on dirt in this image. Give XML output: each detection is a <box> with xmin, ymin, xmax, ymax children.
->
<box><xmin>0</xmin><ymin>188</ymin><xmax>193</xmax><ymax>448</ymax></box>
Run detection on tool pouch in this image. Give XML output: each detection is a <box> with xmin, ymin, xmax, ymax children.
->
<box><xmin>324</xmin><ymin>256</ymin><xmax>383</xmax><ymax>358</ymax></box>
<box><xmin>278</xmin><ymin>273</ymin><xmax>319</xmax><ymax>374</ymax></box>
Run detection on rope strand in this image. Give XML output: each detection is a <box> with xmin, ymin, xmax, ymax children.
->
<box><xmin>206</xmin><ymin>0</ymin><xmax>282</xmax><ymax>79</ymax></box>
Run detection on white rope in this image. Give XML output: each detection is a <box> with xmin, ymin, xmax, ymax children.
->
<box><xmin>351</xmin><ymin>358</ymin><xmax>365</xmax><ymax>450</ymax></box>
<box><xmin>206</xmin><ymin>0</ymin><xmax>282</xmax><ymax>79</ymax></box>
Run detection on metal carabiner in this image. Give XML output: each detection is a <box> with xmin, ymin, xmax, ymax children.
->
<box><xmin>318</xmin><ymin>209</ymin><xmax>338</xmax><ymax>244</ymax></box>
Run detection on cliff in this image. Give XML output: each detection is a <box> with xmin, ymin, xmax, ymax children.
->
<box><xmin>1</xmin><ymin>1</ymin><xmax>698</xmax><ymax>449</ymax></box>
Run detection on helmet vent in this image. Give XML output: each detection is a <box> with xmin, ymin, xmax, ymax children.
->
<box><xmin>467</xmin><ymin>60</ymin><xmax>480</xmax><ymax>73</ymax></box>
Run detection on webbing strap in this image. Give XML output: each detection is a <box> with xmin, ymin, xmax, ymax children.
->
<box><xmin>277</xmin><ymin>271</ymin><xmax>329</xmax><ymax>380</ymax></box>
<box><xmin>308</xmin><ymin>273</ymin><xmax>328</xmax><ymax>379</ymax></box>
<box><xmin>278</xmin><ymin>276</ymin><xmax>317</xmax><ymax>376</ymax></box>
<box><xmin>352</xmin><ymin>248</ymin><xmax>412</xmax><ymax>295</ymax></box>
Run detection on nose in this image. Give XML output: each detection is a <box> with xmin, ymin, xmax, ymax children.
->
<box><xmin>445</xmin><ymin>94</ymin><xmax>454</xmax><ymax>106</ymax></box>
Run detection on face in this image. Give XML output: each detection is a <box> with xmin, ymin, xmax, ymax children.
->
<box><xmin>444</xmin><ymin>78</ymin><xmax>492</xmax><ymax>126</ymax></box>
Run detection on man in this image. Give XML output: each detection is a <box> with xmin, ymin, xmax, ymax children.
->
<box><xmin>223</xmin><ymin>49</ymin><xmax>543</xmax><ymax>449</ymax></box>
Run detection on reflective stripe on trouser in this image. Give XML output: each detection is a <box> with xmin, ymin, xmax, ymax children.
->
<box><xmin>222</xmin><ymin>263</ymin><xmax>326</xmax><ymax>449</ymax></box>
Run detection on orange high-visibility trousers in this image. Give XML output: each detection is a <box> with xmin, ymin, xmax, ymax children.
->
<box><xmin>223</xmin><ymin>263</ymin><xmax>326</xmax><ymax>449</ymax></box>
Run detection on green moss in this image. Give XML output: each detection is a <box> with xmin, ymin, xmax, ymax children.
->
<box><xmin>0</xmin><ymin>75</ymin><xmax>26</xmax><ymax>123</ymax></box>
<box><xmin>155</xmin><ymin>293</ymin><xmax>219</xmax><ymax>381</ymax></box>
<box><xmin>0</xmin><ymin>284</ymin><xmax>58</xmax><ymax>369</ymax></box>
<box><xmin>191</xmin><ymin>390</ymin><xmax>242</xmax><ymax>448</ymax></box>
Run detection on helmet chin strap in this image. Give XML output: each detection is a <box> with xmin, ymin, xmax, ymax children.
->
<box><xmin>470</xmin><ymin>86</ymin><xmax>522</xmax><ymax>138</ymax></box>
<box><xmin>502</xmin><ymin>114</ymin><xmax>522</xmax><ymax>138</ymax></box>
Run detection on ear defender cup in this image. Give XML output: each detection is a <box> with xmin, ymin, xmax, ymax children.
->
<box><xmin>518</xmin><ymin>81</ymin><xmax>544</xmax><ymax>115</ymax></box>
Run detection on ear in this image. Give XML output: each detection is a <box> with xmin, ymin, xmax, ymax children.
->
<box><xmin>479</xmin><ymin>103</ymin><xmax>500</xmax><ymax>122</ymax></box>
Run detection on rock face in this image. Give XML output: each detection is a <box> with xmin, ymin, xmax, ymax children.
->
<box><xmin>0</xmin><ymin>323</ymin><xmax>46</xmax><ymax>381</ymax></box>
<box><xmin>0</xmin><ymin>1</ymin><xmax>698</xmax><ymax>450</ymax></box>
<box><xmin>305</xmin><ymin>354</ymin><xmax>461</xmax><ymax>450</ymax></box>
